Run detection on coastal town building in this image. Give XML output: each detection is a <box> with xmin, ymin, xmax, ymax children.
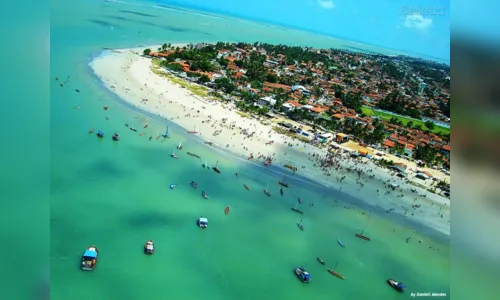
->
<box><xmin>145</xmin><ymin>41</ymin><xmax>450</xmax><ymax>168</ymax></box>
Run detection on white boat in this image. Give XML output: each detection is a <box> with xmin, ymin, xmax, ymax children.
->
<box><xmin>177</xmin><ymin>141</ymin><xmax>182</xmax><ymax>150</ymax></box>
<box><xmin>171</xmin><ymin>148</ymin><xmax>178</xmax><ymax>159</ymax></box>
<box><xmin>198</xmin><ymin>217</ymin><xmax>208</xmax><ymax>228</ymax></box>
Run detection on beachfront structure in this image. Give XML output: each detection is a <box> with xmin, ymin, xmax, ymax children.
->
<box><xmin>257</xmin><ymin>96</ymin><xmax>276</xmax><ymax>108</ymax></box>
<box><xmin>319</xmin><ymin>132</ymin><xmax>333</xmax><ymax>140</ymax></box>
<box><xmin>390</xmin><ymin>162</ymin><xmax>407</xmax><ymax>173</ymax></box>
<box><xmin>358</xmin><ymin>148</ymin><xmax>369</xmax><ymax>156</ymax></box>
<box><xmin>281</xmin><ymin>103</ymin><xmax>295</xmax><ymax>113</ymax></box>
<box><xmin>416</xmin><ymin>171</ymin><xmax>432</xmax><ymax>180</ymax></box>
<box><xmin>335</xmin><ymin>133</ymin><xmax>349</xmax><ymax>144</ymax></box>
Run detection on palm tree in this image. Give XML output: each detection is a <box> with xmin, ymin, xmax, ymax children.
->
<box><xmin>161</xmin><ymin>43</ymin><xmax>167</xmax><ymax>51</ymax></box>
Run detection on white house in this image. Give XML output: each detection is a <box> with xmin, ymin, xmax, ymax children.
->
<box><xmin>257</xmin><ymin>96</ymin><xmax>276</xmax><ymax>107</ymax></box>
<box><xmin>281</xmin><ymin>103</ymin><xmax>295</xmax><ymax>113</ymax></box>
<box><xmin>263</xmin><ymin>60</ymin><xmax>279</xmax><ymax>68</ymax></box>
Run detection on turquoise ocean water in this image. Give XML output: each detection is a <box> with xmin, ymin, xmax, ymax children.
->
<box><xmin>50</xmin><ymin>0</ymin><xmax>450</xmax><ymax>299</ymax></box>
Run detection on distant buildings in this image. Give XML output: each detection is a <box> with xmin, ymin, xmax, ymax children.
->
<box><xmin>257</xmin><ymin>96</ymin><xmax>276</xmax><ymax>108</ymax></box>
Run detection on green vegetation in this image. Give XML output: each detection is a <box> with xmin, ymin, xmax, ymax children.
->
<box><xmin>150</xmin><ymin>59</ymin><xmax>208</xmax><ymax>97</ymax></box>
<box><xmin>361</xmin><ymin>106</ymin><xmax>376</xmax><ymax>116</ymax></box>
<box><xmin>369</xmin><ymin>108</ymin><xmax>450</xmax><ymax>135</ymax></box>
<box><xmin>377</xmin><ymin>91</ymin><xmax>421</xmax><ymax>119</ymax></box>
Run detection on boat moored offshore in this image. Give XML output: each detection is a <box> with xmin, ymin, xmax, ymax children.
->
<box><xmin>197</xmin><ymin>217</ymin><xmax>208</xmax><ymax>228</ymax></box>
<box><xmin>81</xmin><ymin>246</ymin><xmax>98</xmax><ymax>271</ymax></box>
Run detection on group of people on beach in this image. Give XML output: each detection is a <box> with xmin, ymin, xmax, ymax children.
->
<box><xmin>92</xmin><ymin>50</ymin><xmax>450</xmax><ymax>241</ymax></box>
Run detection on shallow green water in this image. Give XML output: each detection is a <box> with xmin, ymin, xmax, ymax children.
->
<box><xmin>50</xmin><ymin>0</ymin><xmax>450</xmax><ymax>299</ymax></box>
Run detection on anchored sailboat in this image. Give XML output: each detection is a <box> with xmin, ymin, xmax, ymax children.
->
<box><xmin>327</xmin><ymin>261</ymin><xmax>345</xmax><ymax>280</ymax></box>
<box><xmin>355</xmin><ymin>229</ymin><xmax>371</xmax><ymax>241</ymax></box>
<box><xmin>355</xmin><ymin>216</ymin><xmax>371</xmax><ymax>241</ymax></box>
<box><xmin>202</xmin><ymin>159</ymin><xmax>210</xmax><ymax>169</ymax></box>
<box><xmin>297</xmin><ymin>217</ymin><xmax>304</xmax><ymax>231</ymax></box>
<box><xmin>291</xmin><ymin>202</ymin><xmax>304</xmax><ymax>214</ymax></box>
<box><xmin>177</xmin><ymin>141</ymin><xmax>182</xmax><ymax>150</ymax></box>
<box><xmin>162</xmin><ymin>126</ymin><xmax>170</xmax><ymax>138</ymax></box>
<box><xmin>188</xmin><ymin>126</ymin><xmax>198</xmax><ymax>134</ymax></box>
<box><xmin>130</xmin><ymin>123</ymin><xmax>137</xmax><ymax>132</ymax></box>
<box><xmin>171</xmin><ymin>148</ymin><xmax>178</xmax><ymax>159</ymax></box>
<box><xmin>212</xmin><ymin>160</ymin><xmax>221</xmax><ymax>173</ymax></box>
<box><xmin>263</xmin><ymin>183</ymin><xmax>270</xmax><ymax>196</ymax></box>
<box><xmin>279</xmin><ymin>177</ymin><xmax>289</xmax><ymax>188</ymax></box>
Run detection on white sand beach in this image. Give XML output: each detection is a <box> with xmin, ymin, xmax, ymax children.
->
<box><xmin>90</xmin><ymin>46</ymin><xmax>450</xmax><ymax>235</ymax></box>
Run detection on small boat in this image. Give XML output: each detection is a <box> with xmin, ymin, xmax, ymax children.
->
<box><xmin>201</xmin><ymin>191</ymin><xmax>209</xmax><ymax>199</ymax></box>
<box><xmin>75</xmin><ymin>89</ymin><xmax>80</xmax><ymax>92</ymax></box>
<box><xmin>387</xmin><ymin>278</ymin><xmax>406</xmax><ymax>292</ymax></box>
<box><xmin>197</xmin><ymin>217</ymin><xmax>208</xmax><ymax>228</ymax></box>
<box><xmin>337</xmin><ymin>239</ymin><xmax>345</xmax><ymax>248</ymax></box>
<box><xmin>355</xmin><ymin>230</ymin><xmax>371</xmax><ymax>241</ymax></box>
<box><xmin>97</xmin><ymin>130</ymin><xmax>104</xmax><ymax>138</ymax></box>
<box><xmin>170</xmin><ymin>184</ymin><xmax>177</xmax><ymax>190</ymax></box>
<box><xmin>297</xmin><ymin>218</ymin><xmax>304</xmax><ymax>231</ymax></box>
<box><xmin>294</xmin><ymin>267</ymin><xmax>311</xmax><ymax>283</ymax></box>
<box><xmin>244</xmin><ymin>184</ymin><xmax>250</xmax><ymax>191</ymax></box>
<box><xmin>327</xmin><ymin>262</ymin><xmax>345</xmax><ymax>280</ymax></box>
<box><xmin>406</xmin><ymin>237</ymin><xmax>411</xmax><ymax>243</ymax></box>
<box><xmin>171</xmin><ymin>148</ymin><xmax>178</xmax><ymax>159</ymax></box>
<box><xmin>190</xmin><ymin>181</ymin><xmax>198</xmax><ymax>189</ymax></box>
<box><xmin>187</xmin><ymin>152</ymin><xmax>201</xmax><ymax>159</ymax></box>
<box><xmin>328</xmin><ymin>269</ymin><xmax>345</xmax><ymax>280</ymax></box>
<box><xmin>144</xmin><ymin>240</ymin><xmax>154</xmax><ymax>255</ymax></box>
<box><xmin>317</xmin><ymin>257</ymin><xmax>325</xmax><ymax>265</ymax></box>
<box><xmin>188</xmin><ymin>126</ymin><xmax>198</xmax><ymax>134</ymax></box>
<box><xmin>88</xmin><ymin>128</ymin><xmax>94</xmax><ymax>134</ymax></box>
<box><xmin>284</xmin><ymin>163</ymin><xmax>298</xmax><ymax>172</ymax></box>
<box><xmin>81</xmin><ymin>246</ymin><xmax>98</xmax><ymax>271</ymax></box>
<box><xmin>202</xmin><ymin>160</ymin><xmax>210</xmax><ymax>169</ymax></box>
<box><xmin>103</xmin><ymin>106</ymin><xmax>108</xmax><ymax>110</ymax></box>
<box><xmin>298</xmin><ymin>198</ymin><xmax>303</xmax><ymax>204</ymax></box>
<box><xmin>225</xmin><ymin>206</ymin><xmax>230</xmax><ymax>215</ymax></box>
<box><xmin>162</xmin><ymin>126</ymin><xmax>169</xmax><ymax>138</ymax></box>
<box><xmin>291</xmin><ymin>203</ymin><xmax>304</xmax><ymax>214</ymax></box>
<box><xmin>112</xmin><ymin>133</ymin><xmax>119</xmax><ymax>141</ymax></box>
<box><xmin>280</xmin><ymin>188</ymin><xmax>284</xmax><ymax>196</ymax></box>
<box><xmin>279</xmin><ymin>178</ymin><xmax>289</xmax><ymax>188</ymax></box>
<box><xmin>177</xmin><ymin>141</ymin><xmax>182</xmax><ymax>150</ymax></box>
<box><xmin>263</xmin><ymin>183</ymin><xmax>270</xmax><ymax>196</ymax></box>
<box><xmin>212</xmin><ymin>160</ymin><xmax>221</xmax><ymax>174</ymax></box>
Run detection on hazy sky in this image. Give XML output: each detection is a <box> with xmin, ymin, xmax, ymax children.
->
<box><xmin>156</xmin><ymin>0</ymin><xmax>450</xmax><ymax>60</ymax></box>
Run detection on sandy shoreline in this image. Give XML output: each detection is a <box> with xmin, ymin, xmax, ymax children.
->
<box><xmin>89</xmin><ymin>45</ymin><xmax>450</xmax><ymax>236</ymax></box>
